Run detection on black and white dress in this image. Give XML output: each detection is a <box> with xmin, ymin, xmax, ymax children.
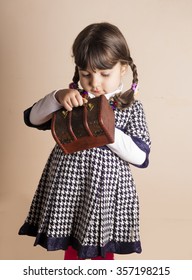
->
<box><xmin>19</xmin><ymin>98</ymin><xmax>151</xmax><ymax>259</ymax></box>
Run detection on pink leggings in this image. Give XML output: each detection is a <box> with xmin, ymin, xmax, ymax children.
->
<box><xmin>64</xmin><ymin>246</ymin><xmax>114</xmax><ymax>260</ymax></box>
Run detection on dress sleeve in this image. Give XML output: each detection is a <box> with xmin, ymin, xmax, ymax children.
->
<box><xmin>125</xmin><ymin>100</ymin><xmax>151</xmax><ymax>168</ymax></box>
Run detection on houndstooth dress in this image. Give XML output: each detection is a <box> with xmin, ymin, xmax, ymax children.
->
<box><xmin>19</xmin><ymin>100</ymin><xmax>151</xmax><ymax>259</ymax></box>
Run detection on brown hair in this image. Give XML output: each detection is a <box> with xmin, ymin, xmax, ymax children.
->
<box><xmin>72</xmin><ymin>22</ymin><xmax>138</xmax><ymax>109</ymax></box>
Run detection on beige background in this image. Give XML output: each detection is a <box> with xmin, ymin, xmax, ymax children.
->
<box><xmin>0</xmin><ymin>0</ymin><xmax>192</xmax><ymax>260</ymax></box>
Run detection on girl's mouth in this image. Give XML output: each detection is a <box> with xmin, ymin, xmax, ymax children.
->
<box><xmin>92</xmin><ymin>89</ymin><xmax>103</xmax><ymax>95</ymax></box>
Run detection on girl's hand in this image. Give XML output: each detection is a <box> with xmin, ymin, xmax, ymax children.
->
<box><xmin>55</xmin><ymin>89</ymin><xmax>87</xmax><ymax>111</ymax></box>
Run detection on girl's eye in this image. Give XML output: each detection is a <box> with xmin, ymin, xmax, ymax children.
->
<box><xmin>81</xmin><ymin>73</ymin><xmax>90</xmax><ymax>77</ymax></box>
<box><xmin>101</xmin><ymin>73</ymin><xmax>110</xmax><ymax>77</ymax></box>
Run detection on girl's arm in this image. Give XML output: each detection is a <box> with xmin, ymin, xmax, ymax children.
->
<box><xmin>24</xmin><ymin>89</ymin><xmax>84</xmax><ymax>129</ymax></box>
<box><xmin>107</xmin><ymin>100</ymin><xmax>151</xmax><ymax>168</ymax></box>
<box><xmin>107</xmin><ymin>128</ymin><xmax>147</xmax><ymax>166</ymax></box>
<box><xmin>29</xmin><ymin>91</ymin><xmax>63</xmax><ymax>125</ymax></box>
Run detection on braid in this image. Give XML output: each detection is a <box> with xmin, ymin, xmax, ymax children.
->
<box><xmin>129</xmin><ymin>58</ymin><xmax>138</xmax><ymax>85</ymax></box>
<box><xmin>115</xmin><ymin>57</ymin><xmax>138</xmax><ymax>109</ymax></box>
<box><xmin>69</xmin><ymin>66</ymin><xmax>88</xmax><ymax>98</ymax></box>
<box><xmin>69</xmin><ymin>66</ymin><xmax>80</xmax><ymax>90</ymax></box>
<box><xmin>72</xmin><ymin>66</ymin><xmax>79</xmax><ymax>85</ymax></box>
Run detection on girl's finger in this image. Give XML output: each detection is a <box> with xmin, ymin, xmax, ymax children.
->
<box><xmin>71</xmin><ymin>95</ymin><xmax>80</xmax><ymax>107</ymax></box>
<box><xmin>75</xmin><ymin>94</ymin><xmax>84</xmax><ymax>106</ymax></box>
<box><xmin>82</xmin><ymin>98</ymin><xmax>88</xmax><ymax>104</ymax></box>
<box><xmin>63</xmin><ymin>99</ymin><xmax>73</xmax><ymax>111</ymax></box>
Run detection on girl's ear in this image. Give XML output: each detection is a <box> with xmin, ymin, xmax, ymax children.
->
<box><xmin>120</xmin><ymin>64</ymin><xmax>128</xmax><ymax>77</ymax></box>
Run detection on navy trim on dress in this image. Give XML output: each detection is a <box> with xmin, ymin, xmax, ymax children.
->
<box><xmin>19</xmin><ymin>222</ymin><xmax>142</xmax><ymax>258</ymax></box>
<box><xmin>130</xmin><ymin>135</ymin><xmax>150</xmax><ymax>168</ymax></box>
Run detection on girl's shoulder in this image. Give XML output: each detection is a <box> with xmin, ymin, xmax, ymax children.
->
<box><xmin>115</xmin><ymin>98</ymin><xmax>143</xmax><ymax>115</ymax></box>
<box><xmin>128</xmin><ymin>98</ymin><xmax>147</xmax><ymax>115</ymax></box>
<box><xmin>114</xmin><ymin>99</ymin><xmax>143</xmax><ymax>128</ymax></box>
<box><xmin>119</xmin><ymin>99</ymin><xmax>145</xmax><ymax>114</ymax></box>
<box><xmin>131</xmin><ymin>98</ymin><xmax>144</xmax><ymax>108</ymax></box>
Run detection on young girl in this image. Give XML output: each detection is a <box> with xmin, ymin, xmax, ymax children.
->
<box><xmin>19</xmin><ymin>22</ymin><xmax>151</xmax><ymax>260</ymax></box>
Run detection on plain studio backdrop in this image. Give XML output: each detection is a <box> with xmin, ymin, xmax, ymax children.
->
<box><xmin>0</xmin><ymin>0</ymin><xmax>191</xmax><ymax>260</ymax></box>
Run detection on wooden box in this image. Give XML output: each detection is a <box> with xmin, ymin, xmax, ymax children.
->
<box><xmin>51</xmin><ymin>95</ymin><xmax>115</xmax><ymax>154</ymax></box>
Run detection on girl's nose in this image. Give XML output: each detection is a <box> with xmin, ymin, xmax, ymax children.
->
<box><xmin>90</xmin><ymin>75</ymin><xmax>100</xmax><ymax>88</ymax></box>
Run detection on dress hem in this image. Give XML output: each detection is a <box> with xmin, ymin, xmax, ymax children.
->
<box><xmin>19</xmin><ymin>222</ymin><xmax>142</xmax><ymax>259</ymax></box>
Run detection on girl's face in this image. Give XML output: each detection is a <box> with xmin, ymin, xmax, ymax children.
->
<box><xmin>78</xmin><ymin>62</ymin><xmax>127</xmax><ymax>96</ymax></box>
